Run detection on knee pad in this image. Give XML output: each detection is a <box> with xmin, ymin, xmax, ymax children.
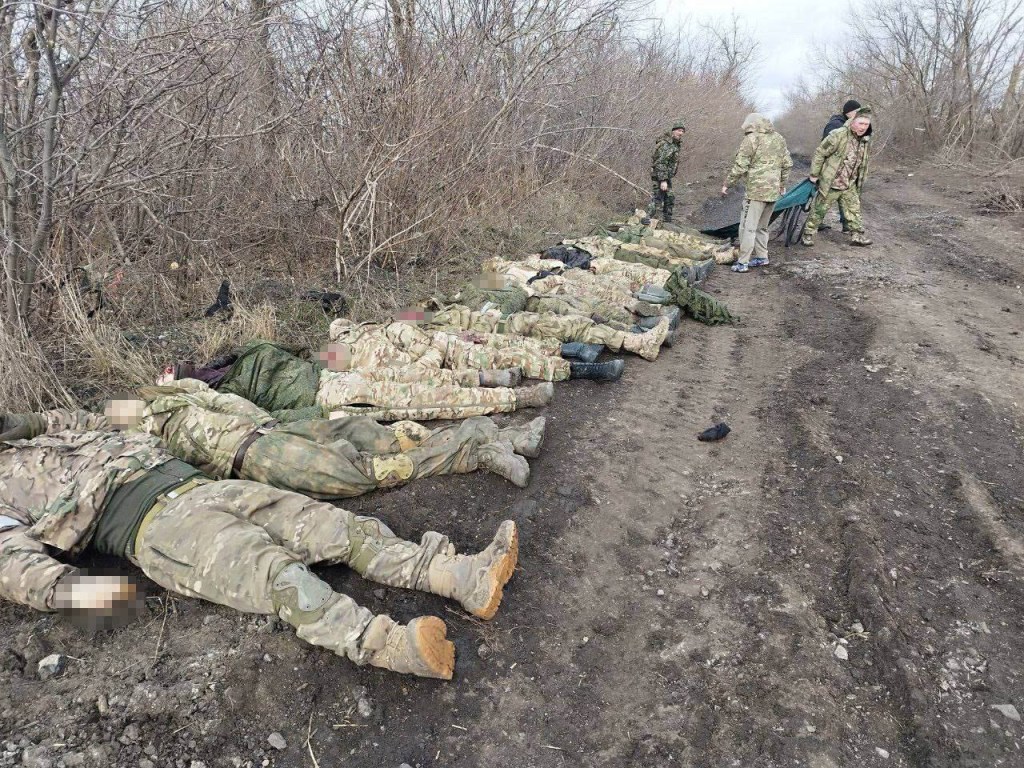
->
<box><xmin>347</xmin><ymin>516</ymin><xmax>395</xmax><ymax>573</ymax></box>
<box><xmin>371</xmin><ymin>454</ymin><xmax>415</xmax><ymax>488</ymax></box>
<box><xmin>271</xmin><ymin>562</ymin><xmax>337</xmax><ymax>626</ymax></box>
<box><xmin>391</xmin><ymin>421</ymin><xmax>432</xmax><ymax>451</ymax></box>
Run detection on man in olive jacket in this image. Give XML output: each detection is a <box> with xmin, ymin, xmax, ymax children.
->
<box><xmin>646</xmin><ymin>120</ymin><xmax>685</xmax><ymax>223</ymax></box>
<box><xmin>801</xmin><ymin>106</ymin><xmax>874</xmax><ymax>247</ymax></box>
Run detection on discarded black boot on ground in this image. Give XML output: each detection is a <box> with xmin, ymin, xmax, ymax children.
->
<box><xmin>204</xmin><ymin>279</ymin><xmax>233</xmax><ymax>319</ymax></box>
<box><xmin>560</xmin><ymin>342</ymin><xmax>602</xmax><ymax>363</ymax></box>
<box><xmin>697</xmin><ymin>423</ymin><xmax>731</xmax><ymax>442</ymax></box>
<box><xmin>569</xmin><ymin>360</ymin><xmax>625</xmax><ymax>382</ymax></box>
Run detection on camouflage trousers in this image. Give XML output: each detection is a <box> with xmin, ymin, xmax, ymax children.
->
<box><xmin>444</xmin><ymin>340</ymin><xmax>570</xmax><ymax>382</ymax></box>
<box><xmin>241</xmin><ymin>416</ymin><xmax>503</xmax><ymax>499</ymax></box>
<box><xmin>131</xmin><ymin>480</ymin><xmax>452</xmax><ymax>665</ymax></box>
<box><xmin>647</xmin><ymin>179</ymin><xmax>675</xmax><ymax>220</ymax></box>
<box><xmin>470</xmin><ymin>332</ymin><xmax>562</xmax><ymax>357</ymax></box>
<box><xmin>429</xmin><ymin>308</ymin><xmax>633</xmax><ymax>353</ymax></box>
<box><xmin>526</xmin><ymin>295</ymin><xmax>634</xmax><ymax>328</ymax></box>
<box><xmin>316</xmin><ymin>370</ymin><xmax>519</xmax><ymax>421</ymax></box>
<box><xmin>802</xmin><ymin>187</ymin><xmax>864</xmax><ymax>235</ymax></box>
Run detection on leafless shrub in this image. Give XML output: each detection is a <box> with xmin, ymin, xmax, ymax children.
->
<box><xmin>0</xmin><ymin>0</ymin><xmax>754</xmax><ymax>404</ymax></box>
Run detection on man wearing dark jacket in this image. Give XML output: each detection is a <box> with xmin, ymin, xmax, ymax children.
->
<box><xmin>820</xmin><ymin>99</ymin><xmax>862</xmax><ymax>232</ymax></box>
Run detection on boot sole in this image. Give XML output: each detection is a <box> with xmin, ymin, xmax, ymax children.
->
<box><xmin>471</xmin><ymin>521</ymin><xmax>519</xmax><ymax>620</ymax></box>
<box><xmin>408</xmin><ymin>616</ymin><xmax>456</xmax><ymax>680</ymax></box>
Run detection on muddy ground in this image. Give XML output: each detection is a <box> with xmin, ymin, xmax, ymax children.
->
<box><xmin>2</xmin><ymin>169</ymin><xmax>1024</xmax><ymax>768</ymax></box>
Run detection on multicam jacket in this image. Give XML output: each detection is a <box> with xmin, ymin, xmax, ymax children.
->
<box><xmin>725</xmin><ymin>115</ymin><xmax>793</xmax><ymax>203</ymax></box>
<box><xmin>651</xmin><ymin>133</ymin><xmax>682</xmax><ymax>182</ymax></box>
<box><xmin>0</xmin><ymin>423</ymin><xmax>172</xmax><ymax>554</ymax></box>
<box><xmin>810</xmin><ymin>107</ymin><xmax>872</xmax><ymax>193</ymax></box>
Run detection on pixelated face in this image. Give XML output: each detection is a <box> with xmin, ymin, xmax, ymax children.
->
<box><xmin>471</xmin><ymin>274</ymin><xmax>508</xmax><ymax>290</ymax></box>
<box><xmin>319</xmin><ymin>342</ymin><xmax>353</xmax><ymax>372</ymax></box>
<box><xmin>104</xmin><ymin>398</ymin><xmax>145</xmax><ymax>429</ymax></box>
<box><xmin>394</xmin><ymin>308</ymin><xmax>434</xmax><ymax>325</ymax></box>
<box><xmin>851</xmin><ymin>117</ymin><xmax>871</xmax><ymax>136</ymax></box>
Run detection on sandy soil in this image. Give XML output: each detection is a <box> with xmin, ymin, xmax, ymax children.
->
<box><xmin>2</xmin><ymin>169</ymin><xmax>1023</xmax><ymax>768</ymax></box>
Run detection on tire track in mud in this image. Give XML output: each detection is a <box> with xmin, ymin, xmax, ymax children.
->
<box><xmin>774</xmin><ymin>183</ymin><xmax>1024</xmax><ymax>767</ymax></box>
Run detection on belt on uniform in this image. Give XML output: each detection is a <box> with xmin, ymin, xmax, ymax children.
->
<box><xmin>230</xmin><ymin>420</ymin><xmax>280</xmax><ymax>479</ymax></box>
<box><xmin>133</xmin><ymin>475</ymin><xmax>215</xmax><ymax>554</ymax></box>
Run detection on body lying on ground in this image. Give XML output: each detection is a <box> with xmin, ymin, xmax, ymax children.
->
<box><xmin>161</xmin><ymin>340</ymin><xmax>554</xmax><ymax>422</ymax></box>
<box><xmin>0</xmin><ymin>384</ymin><xmax>547</xmax><ymax>493</ymax></box>
<box><xmin>0</xmin><ymin>426</ymin><xmax>520</xmax><ymax>679</ymax></box>
<box><xmin>412</xmin><ymin>303</ymin><xmax>671</xmax><ymax>362</ymax></box>
<box><xmin>328</xmin><ymin>318</ymin><xmax>627</xmax><ymax>383</ymax></box>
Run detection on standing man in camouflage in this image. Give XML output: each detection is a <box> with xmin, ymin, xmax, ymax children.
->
<box><xmin>801</xmin><ymin>106</ymin><xmax>874</xmax><ymax>247</ymax></box>
<box><xmin>0</xmin><ymin>423</ymin><xmax>519</xmax><ymax>679</ymax></box>
<box><xmin>720</xmin><ymin>114</ymin><xmax>793</xmax><ymax>273</ymax></box>
<box><xmin>647</xmin><ymin>120</ymin><xmax>686</xmax><ymax>224</ymax></box>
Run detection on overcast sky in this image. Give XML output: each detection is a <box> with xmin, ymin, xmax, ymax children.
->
<box><xmin>653</xmin><ymin>0</ymin><xmax>848</xmax><ymax>117</ymax></box>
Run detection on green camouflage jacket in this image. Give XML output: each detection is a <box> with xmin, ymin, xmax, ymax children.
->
<box><xmin>651</xmin><ymin>133</ymin><xmax>681</xmax><ymax>182</ymax></box>
<box><xmin>137</xmin><ymin>379</ymin><xmax>276</xmax><ymax>479</ymax></box>
<box><xmin>725</xmin><ymin>115</ymin><xmax>793</xmax><ymax>202</ymax></box>
<box><xmin>810</xmin><ymin>108</ymin><xmax>872</xmax><ymax>192</ymax></box>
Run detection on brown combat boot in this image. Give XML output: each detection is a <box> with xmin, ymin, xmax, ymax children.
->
<box><xmin>476</xmin><ymin>441</ymin><xmax>530</xmax><ymax>487</ymax></box>
<box><xmin>849</xmin><ymin>231</ymin><xmax>872</xmax><ymax>246</ymax></box>
<box><xmin>363</xmin><ymin>615</ymin><xmax>455</xmax><ymax>679</ymax></box>
<box><xmin>515</xmin><ymin>382</ymin><xmax>554</xmax><ymax>408</ymax></box>
<box><xmin>478</xmin><ymin>367</ymin><xmax>523</xmax><ymax>388</ymax></box>
<box><xmin>499</xmin><ymin>416</ymin><xmax>546</xmax><ymax>458</ymax></box>
<box><xmin>425</xmin><ymin>521</ymin><xmax>518</xmax><ymax>620</ymax></box>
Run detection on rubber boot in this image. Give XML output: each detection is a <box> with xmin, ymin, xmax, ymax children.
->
<box><xmin>622</xmin><ymin>318</ymin><xmax>669</xmax><ymax>361</ymax></box>
<box><xmin>515</xmin><ymin>382</ymin><xmax>554</xmax><ymax>408</ymax></box>
<box><xmin>560</xmin><ymin>342</ymin><xmax>602</xmax><ymax>363</ymax></box>
<box><xmin>362</xmin><ymin>615</ymin><xmax>455</xmax><ymax>679</ymax></box>
<box><xmin>662</xmin><ymin>306</ymin><xmax>681</xmax><ymax>330</ymax></box>
<box><xmin>499</xmin><ymin>416</ymin><xmax>546</xmax><ymax>458</ymax></box>
<box><xmin>479</xmin><ymin>367</ymin><xmax>523</xmax><ymax>387</ymax></box>
<box><xmin>425</xmin><ymin>520</ymin><xmax>518</xmax><ymax>620</ymax></box>
<box><xmin>476</xmin><ymin>441</ymin><xmax>530</xmax><ymax>487</ymax></box>
<box><xmin>636</xmin><ymin>284</ymin><xmax>673</xmax><ymax>304</ymax></box>
<box><xmin>569</xmin><ymin>359</ymin><xmax>625</xmax><ymax>382</ymax></box>
<box><xmin>637</xmin><ymin>310</ymin><xmax>679</xmax><ymax>332</ymax></box>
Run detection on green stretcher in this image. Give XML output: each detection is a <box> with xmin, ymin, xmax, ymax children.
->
<box><xmin>700</xmin><ymin>178</ymin><xmax>816</xmax><ymax>246</ymax></box>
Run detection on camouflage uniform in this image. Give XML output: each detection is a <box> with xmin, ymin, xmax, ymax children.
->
<box><xmin>0</xmin><ymin>428</ymin><xmax>515</xmax><ymax>673</ymax></box>
<box><xmin>209</xmin><ymin>341</ymin><xmax>527</xmax><ymax>421</ymax></box>
<box><xmin>423</xmin><ymin>304</ymin><xmax>669</xmax><ymax>361</ymax></box>
<box><xmin>10</xmin><ymin>384</ymin><xmax>531</xmax><ymax>498</ymax></box>
<box><xmin>329</xmin><ymin>319</ymin><xmax>571</xmax><ymax>382</ymax></box>
<box><xmin>647</xmin><ymin>125</ymin><xmax>684</xmax><ymax>222</ymax></box>
<box><xmin>802</xmin><ymin>107</ymin><xmax>872</xmax><ymax>238</ymax></box>
<box><xmin>724</xmin><ymin>114</ymin><xmax>793</xmax><ymax>265</ymax></box>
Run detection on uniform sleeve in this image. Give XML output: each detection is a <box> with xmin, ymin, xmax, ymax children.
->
<box><xmin>810</xmin><ymin>131</ymin><xmax>840</xmax><ymax>179</ymax></box>
<box><xmin>781</xmin><ymin>142</ymin><xmax>793</xmax><ymax>188</ymax></box>
<box><xmin>651</xmin><ymin>141</ymin><xmax>673</xmax><ymax>181</ymax></box>
<box><xmin>0</xmin><ymin>526</ymin><xmax>75</xmax><ymax>612</ymax></box>
<box><xmin>725</xmin><ymin>136</ymin><xmax>755</xmax><ymax>187</ymax></box>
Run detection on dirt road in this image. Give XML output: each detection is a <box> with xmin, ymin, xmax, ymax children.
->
<box><xmin>2</xmin><ymin>171</ymin><xmax>1023</xmax><ymax>768</ymax></box>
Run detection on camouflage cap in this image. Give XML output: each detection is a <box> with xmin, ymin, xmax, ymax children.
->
<box><xmin>671</xmin><ymin>120</ymin><xmax>686</xmax><ymax>131</ymax></box>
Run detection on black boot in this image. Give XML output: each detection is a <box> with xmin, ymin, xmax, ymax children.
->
<box><xmin>561</xmin><ymin>342</ymin><xmax>602</xmax><ymax>363</ymax></box>
<box><xmin>569</xmin><ymin>360</ymin><xmax>625</xmax><ymax>382</ymax></box>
